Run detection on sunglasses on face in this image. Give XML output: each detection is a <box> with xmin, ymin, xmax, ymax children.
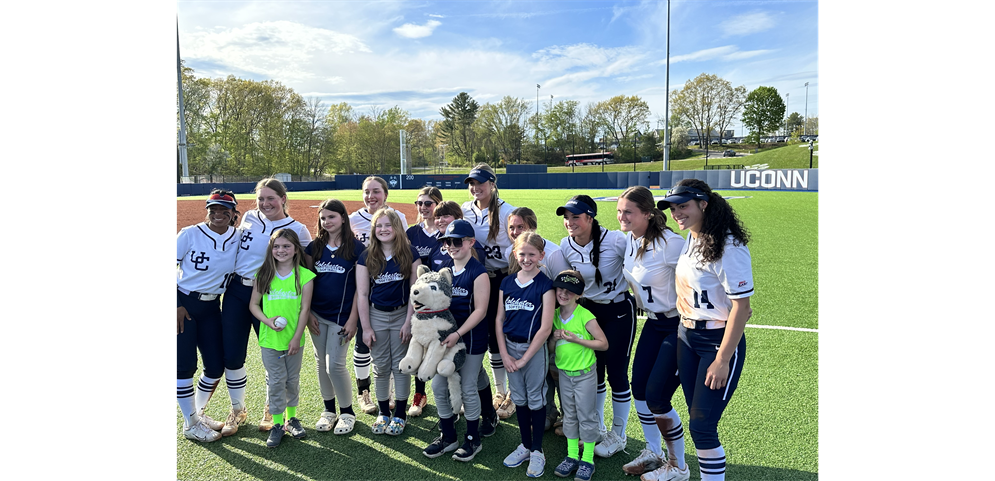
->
<box><xmin>442</xmin><ymin>238</ymin><xmax>465</xmax><ymax>248</ymax></box>
<box><xmin>415</xmin><ymin>201</ymin><xmax>436</xmax><ymax>207</ymax></box>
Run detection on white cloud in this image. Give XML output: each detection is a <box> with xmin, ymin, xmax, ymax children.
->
<box><xmin>393</xmin><ymin>20</ymin><xmax>442</xmax><ymax>39</ymax></box>
<box><xmin>720</xmin><ymin>12</ymin><xmax>776</xmax><ymax>37</ymax></box>
<box><xmin>428</xmin><ymin>14</ymin><xmax>445</xmax><ymax>18</ymax></box>
<box><xmin>657</xmin><ymin>45</ymin><xmax>772</xmax><ymax>65</ymax></box>
<box><xmin>184</xmin><ymin>21</ymin><xmax>370</xmax><ymax>81</ymax></box>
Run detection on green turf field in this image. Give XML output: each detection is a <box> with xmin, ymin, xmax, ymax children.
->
<box><xmin>177</xmin><ymin>188</ymin><xmax>818</xmax><ymax>480</ymax></box>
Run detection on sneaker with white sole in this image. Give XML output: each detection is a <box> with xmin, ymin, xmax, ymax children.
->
<box><xmin>640</xmin><ymin>461</ymin><xmax>690</xmax><ymax>481</ymax></box>
<box><xmin>408</xmin><ymin>392</ymin><xmax>428</xmax><ymax>417</ymax></box>
<box><xmin>527</xmin><ymin>451</ymin><xmax>546</xmax><ymax>478</ymax></box>
<box><xmin>266</xmin><ymin>423</ymin><xmax>284</xmax><ymax>448</ymax></box>
<box><xmin>452</xmin><ymin>435</ymin><xmax>482</xmax><ymax>462</ymax></box>
<box><xmin>286</xmin><ymin>417</ymin><xmax>307</xmax><ymax>439</ymax></box>
<box><xmin>504</xmin><ymin>443</ymin><xmax>531</xmax><ymax>467</ymax></box>
<box><xmin>423</xmin><ymin>435</ymin><xmax>458</xmax><ymax>458</ymax></box>
<box><xmin>315</xmin><ymin>411</ymin><xmax>337</xmax><ymax>432</ymax></box>
<box><xmin>358</xmin><ymin>389</ymin><xmax>377</xmax><ymax>415</ymax></box>
<box><xmin>574</xmin><ymin>460</ymin><xmax>595</xmax><ymax>481</ymax></box>
<box><xmin>183</xmin><ymin>419</ymin><xmax>222</xmax><ymax>443</ymax></box>
<box><xmin>623</xmin><ymin>447</ymin><xmax>664</xmax><ymax>475</ymax></box>
<box><xmin>258</xmin><ymin>403</ymin><xmax>273</xmax><ymax>432</ymax></box>
<box><xmin>199</xmin><ymin>411</ymin><xmax>224</xmax><ymax>431</ymax></box>
<box><xmin>221</xmin><ymin>407</ymin><xmax>247</xmax><ymax>437</ymax></box>
<box><xmin>594</xmin><ymin>430</ymin><xmax>627</xmax><ymax>458</ymax></box>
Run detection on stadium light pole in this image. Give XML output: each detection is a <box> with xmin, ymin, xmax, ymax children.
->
<box><xmin>177</xmin><ymin>19</ymin><xmax>189</xmax><ymax>181</ymax></box>
<box><xmin>785</xmin><ymin>92</ymin><xmax>790</xmax><ymax>136</ymax></box>
<box><xmin>536</xmin><ymin>84</ymin><xmax>540</xmax><ymax>160</ymax></box>
<box><xmin>633</xmin><ymin>130</ymin><xmax>641</xmax><ymax>172</ymax></box>
<box><xmin>804</xmin><ymin>82</ymin><xmax>809</xmax><ymax>136</ymax></box>
<box><xmin>662</xmin><ymin>0</ymin><xmax>671</xmax><ymax>173</ymax></box>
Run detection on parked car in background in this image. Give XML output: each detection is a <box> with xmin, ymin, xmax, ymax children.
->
<box><xmin>723</xmin><ymin>150</ymin><xmax>736</xmax><ymax>157</ymax></box>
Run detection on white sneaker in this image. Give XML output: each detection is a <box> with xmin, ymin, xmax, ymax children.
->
<box><xmin>504</xmin><ymin>443</ymin><xmax>531</xmax><ymax>467</ymax></box>
<box><xmin>526</xmin><ymin>451</ymin><xmax>546</xmax><ymax>478</ymax></box>
<box><xmin>640</xmin><ymin>461</ymin><xmax>690</xmax><ymax>481</ymax></box>
<box><xmin>199</xmin><ymin>410</ymin><xmax>224</xmax><ymax>431</ymax></box>
<box><xmin>184</xmin><ymin>419</ymin><xmax>222</xmax><ymax>443</ymax></box>
<box><xmin>623</xmin><ymin>447</ymin><xmax>664</xmax><ymax>475</ymax></box>
<box><xmin>315</xmin><ymin>411</ymin><xmax>337</xmax><ymax>432</ymax></box>
<box><xmin>594</xmin><ymin>430</ymin><xmax>627</xmax><ymax>458</ymax></box>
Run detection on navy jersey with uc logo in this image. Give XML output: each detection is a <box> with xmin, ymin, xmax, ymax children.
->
<box><xmin>439</xmin><ymin>257</ymin><xmax>490</xmax><ymax>354</ymax></box>
<box><xmin>500</xmin><ymin>271</ymin><xmax>553</xmax><ymax>342</ymax></box>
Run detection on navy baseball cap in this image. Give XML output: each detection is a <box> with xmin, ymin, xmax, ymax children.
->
<box><xmin>205</xmin><ymin>192</ymin><xmax>237</xmax><ymax>210</ymax></box>
<box><xmin>556</xmin><ymin>199</ymin><xmax>597</xmax><ymax>218</ymax></box>
<box><xmin>464</xmin><ymin>169</ymin><xmax>496</xmax><ymax>184</ymax></box>
<box><xmin>440</xmin><ymin>219</ymin><xmax>475</xmax><ymax>239</ymax></box>
<box><xmin>657</xmin><ymin>185</ymin><xmax>709</xmax><ymax>210</ymax></box>
<box><xmin>552</xmin><ymin>271</ymin><xmax>585</xmax><ymax>295</ymax></box>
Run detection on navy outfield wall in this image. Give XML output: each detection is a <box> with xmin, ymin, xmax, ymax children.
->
<box><xmin>176</xmin><ymin>169</ymin><xmax>816</xmax><ymax>196</ymax></box>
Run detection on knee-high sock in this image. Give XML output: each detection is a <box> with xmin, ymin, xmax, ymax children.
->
<box><xmin>596</xmin><ymin>382</ymin><xmax>608</xmax><ymax>434</ymax></box>
<box><xmin>195</xmin><ymin>375</ymin><xmax>221</xmax><ymax>413</ymax></box>
<box><xmin>698</xmin><ymin>445</ymin><xmax>725</xmax><ymax>481</ymax></box>
<box><xmin>177</xmin><ymin>378</ymin><xmax>198</xmax><ymax>428</ymax></box>
<box><xmin>610</xmin><ymin>388</ymin><xmax>632</xmax><ymax>437</ymax></box>
<box><xmin>517</xmin><ymin>405</ymin><xmax>533</xmax><ymax>450</ymax></box>
<box><xmin>658</xmin><ymin>408</ymin><xmax>686</xmax><ymax>469</ymax></box>
<box><xmin>354</xmin><ymin>351</ymin><xmax>372</xmax><ymax>381</ymax></box>
<box><xmin>490</xmin><ymin>353</ymin><xmax>507</xmax><ymax>394</ymax></box>
<box><xmin>225</xmin><ymin>367</ymin><xmax>247</xmax><ymax>410</ymax></box>
<box><xmin>530</xmin><ymin>405</ymin><xmax>546</xmax><ymax>453</ymax></box>
<box><xmin>634</xmin><ymin>399</ymin><xmax>662</xmax><ymax>455</ymax></box>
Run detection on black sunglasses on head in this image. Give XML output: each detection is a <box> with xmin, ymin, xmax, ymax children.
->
<box><xmin>415</xmin><ymin>201</ymin><xmax>436</xmax><ymax>207</ymax></box>
<box><xmin>442</xmin><ymin>238</ymin><xmax>465</xmax><ymax>247</ymax></box>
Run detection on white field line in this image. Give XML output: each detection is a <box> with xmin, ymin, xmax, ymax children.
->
<box><xmin>635</xmin><ymin>316</ymin><xmax>817</xmax><ymax>333</ymax></box>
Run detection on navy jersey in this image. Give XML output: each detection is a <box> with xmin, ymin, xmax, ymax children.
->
<box><xmin>406</xmin><ymin>223</ymin><xmax>441</xmax><ymax>265</ymax></box>
<box><xmin>358</xmin><ymin>244</ymin><xmax>420</xmax><ymax>308</ymax></box>
<box><xmin>439</xmin><ymin>257</ymin><xmax>490</xmax><ymax>354</ymax></box>
<box><xmin>305</xmin><ymin>241</ymin><xmax>366</xmax><ymax>325</ymax></box>
<box><xmin>500</xmin><ymin>271</ymin><xmax>553</xmax><ymax>342</ymax></box>
<box><xmin>428</xmin><ymin>240</ymin><xmax>487</xmax><ymax>272</ymax></box>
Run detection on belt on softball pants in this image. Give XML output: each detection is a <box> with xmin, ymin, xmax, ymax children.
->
<box><xmin>680</xmin><ymin>316</ymin><xmax>727</xmax><ymax>330</ymax></box>
<box><xmin>177</xmin><ymin>287</ymin><xmax>219</xmax><ymax>302</ymax></box>
<box><xmin>372</xmin><ymin>303</ymin><xmax>405</xmax><ymax>312</ymax></box>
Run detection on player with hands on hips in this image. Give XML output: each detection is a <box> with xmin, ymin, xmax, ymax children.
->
<box><xmin>304</xmin><ymin>199</ymin><xmax>365</xmax><ymax>435</ymax></box>
<box><xmin>248</xmin><ymin>229</ymin><xmax>316</xmax><ymax>448</ymax></box>
<box><xmin>557</xmin><ymin>195</ymin><xmax>636</xmax><ymax>459</ymax></box>
<box><xmin>657</xmin><ymin>179</ymin><xmax>754</xmax><ymax>481</ymax></box>
<box><xmin>220</xmin><ymin>178</ymin><xmax>311</xmax><ymax>435</ymax></box>
<box><xmin>356</xmin><ymin>207</ymin><xmax>422</xmax><ymax>436</ymax></box>
<box><xmin>616</xmin><ymin>186</ymin><xmax>690</xmax><ymax>481</ymax></box>
<box><xmin>176</xmin><ymin>190</ymin><xmax>241</xmax><ymax>443</ymax></box>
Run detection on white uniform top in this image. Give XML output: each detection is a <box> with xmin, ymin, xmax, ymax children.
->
<box><xmin>177</xmin><ymin>223</ymin><xmax>241</xmax><ymax>295</ymax></box>
<box><xmin>504</xmin><ymin>238</ymin><xmax>570</xmax><ymax>281</ymax></box>
<box><xmin>622</xmin><ymin>230</ymin><xmax>684</xmax><ymax>319</ymax></box>
<box><xmin>349</xmin><ymin>207</ymin><xmax>408</xmax><ymax>247</ymax></box>
<box><xmin>233</xmin><ymin>209</ymin><xmax>312</xmax><ymax>279</ymax></box>
<box><xmin>461</xmin><ymin>198</ymin><xmax>516</xmax><ymax>272</ymax></box>
<box><xmin>675</xmin><ymin>233</ymin><xmax>754</xmax><ymax>322</ymax></box>
<box><xmin>559</xmin><ymin>227</ymin><xmax>629</xmax><ymax>303</ymax></box>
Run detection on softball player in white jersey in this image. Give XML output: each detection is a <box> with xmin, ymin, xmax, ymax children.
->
<box><xmin>176</xmin><ymin>190</ymin><xmax>241</xmax><ymax>443</ymax></box>
<box><xmin>658</xmin><ymin>179</ymin><xmax>753</xmax><ymax>481</ymax></box>
<box><xmin>349</xmin><ymin>176</ymin><xmax>408</xmax><ymax>247</ymax></box>
<box><xmin>462</xmin><ymin>164</ymin><xmax>515</xmax><ymax>433</ymax></box>
<box><xmin>557</xmin><ymin>194</ymin><xmax>636</xmax><ymax>459</ymax></box>
<box><xmin>616</xmin><ymin>186</ymin><xmax>690</xmax><ymax>481</ymax></box>
<box><xmin>220</xmin><ymin>178</ymin><xmax>312</xmax><ymax>436</ymax></box>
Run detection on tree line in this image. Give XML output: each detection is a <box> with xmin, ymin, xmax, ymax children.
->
<box><xmin>178</xmin><ymin>63</ymin><xmax>813</xmax><ymax>179</ymax></box>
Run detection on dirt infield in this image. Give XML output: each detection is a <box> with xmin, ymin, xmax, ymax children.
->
<box><xmin>177</xmin><ymin>199</ymin><xmax>421</xmax><ymax>236</ymax></box>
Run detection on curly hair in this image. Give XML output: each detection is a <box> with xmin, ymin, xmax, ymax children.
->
<box><xmin>674</xmin><ymin>178</ymin><xmax>750</xmax><ymax>265</ymax></box>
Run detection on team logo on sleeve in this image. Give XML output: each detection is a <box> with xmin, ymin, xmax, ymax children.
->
<box><xmin>738</xmin><ymin>281</ymin><xmax>747</xmax><ymax>287</ymax></box>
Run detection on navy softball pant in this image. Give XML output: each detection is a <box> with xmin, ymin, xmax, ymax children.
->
<box><xmin>177</xmin><ymin>290</ymin><xmax>224</xmax><ymax>379</ymax></box>
<box><xmin>580</xmin><ymin>293</ymin><xmax>637</xmax><ymax>393</ymax></box>
<box><xmin>634</xmin><ymin>314</ymin><xmax>682</xmax><ymax>415</ymax></box>
<box><xmin>677</xmin><ymin>325</ymin><xmax>746</xmax><ymax>450</ymax></box>
<box><xmin>220</xmin><ymin>276</ymin><xmax>261</xmax><ymax>371</ymax></box>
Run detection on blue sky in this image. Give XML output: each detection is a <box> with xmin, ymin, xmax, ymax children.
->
<box><xmin>178</xmin><ymin>0</ymin><xmax>818</xmax><ymax>133</ymax></box>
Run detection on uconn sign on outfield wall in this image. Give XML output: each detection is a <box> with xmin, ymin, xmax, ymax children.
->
<box><xmin>659</xmin><ymin>169</ymin><xmax>818</xmax><ymax>192</ymax></box>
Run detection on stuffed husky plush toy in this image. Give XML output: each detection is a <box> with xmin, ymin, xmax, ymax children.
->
<box><xmin>399</xmin><ymin>265</ymin><xmax>467</xmax><ymax>412</ymax></box>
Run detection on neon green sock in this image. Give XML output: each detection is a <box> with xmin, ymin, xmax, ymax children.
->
<box><xmin>286</xmin><ymin>406</ymin><xmax>296</xmax><ymax>419</ymax></box>
<box><xmin>582</xmin><ymin>441</ymin><xmax>595</xmax><ymax>464</ymax></box>
<box><xmin>273</xmin><ymin>412</ymin><xmax>285</xmax><ymax>426</ymax></box>
<box><xmin>567</xmin><ymin>438</ymin><xmax>579</xmax><ymax>460</ymax></box>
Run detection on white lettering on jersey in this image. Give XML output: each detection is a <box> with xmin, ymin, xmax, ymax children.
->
<box><xmin>373</xmin><ymin>272</ymin><xmax>405</xmax><ymax>285</ymax></box>
<box><xmin>505</xmin><ymin>298</ymin><xmax>535</xmax><ymax>312</ymax></box>
<box><xmin>452</xmin><ymin>286</ymin><xmax>469</xmax><ymax>297</ymax></box>
<box><xmin>314</xmin><ymin>261</ymin><xmax>346</xmax><ymax>274</ymax></box>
